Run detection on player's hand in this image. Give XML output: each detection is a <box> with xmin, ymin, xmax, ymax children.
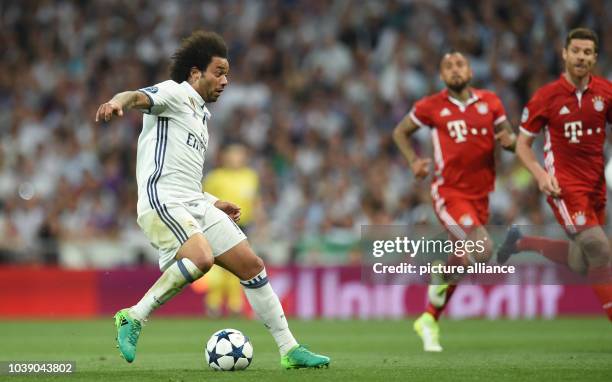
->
<box><xmin>410</xmin><ymin>158</ymin><xmax>431</xmax><ymax>179</ymax></box>
<box><xmin>537</xmin><ymin>173</ymin><xmax>562</xmax><ymax>197</ymax></box>
<box><xmin>494</xmin><ymin>130</ymin><xmax>516</xmax><ymax>151</ymax></box>
<box><xmin>95</xmin><ymin>100</ymin><xmax>124</xmax><ymax>122</ymax></box>
<box><xmin>214</xmin><ymin>200</ymin><xmax>242</xmax><ymax>223</ymax></box>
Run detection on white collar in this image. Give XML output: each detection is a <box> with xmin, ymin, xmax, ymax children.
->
<box><xmin>447</xmin><ymin>92</ymin><xmax>479</xmax><ymax>112</ymax></box>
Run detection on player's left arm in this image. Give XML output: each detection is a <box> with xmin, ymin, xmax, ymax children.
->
<box><xmin>494</xmin><ymin>120</ymin><xmax>517</xmax><ymax>152</ymax></box>
<box><xmin>202</xmin><ymin>179</ymin><xmax>241</xmax><ymax>223</ymax></box>
<box><xmin>490</xmin><ymin>94</ymin><xmax>516</xmax><ymax>152</ymax></box>
<box><xmin>205</xmin><ymin>189</ymin><xmax>242</xmax><ymax>223</ymax></box>
<box><xmin>214</xmin><ymin>199</ymin><xmax>242</xmax><ymax>222</ymax></box>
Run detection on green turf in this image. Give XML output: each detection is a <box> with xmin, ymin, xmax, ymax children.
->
<box><xmin>0</xmin><ymin>318</ymin><xmax>611</xmax><ymax>381</ymax></box>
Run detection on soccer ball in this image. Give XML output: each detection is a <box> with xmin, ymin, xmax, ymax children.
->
<box><xmin>205</xmin><ymin>328</ymin><xmax>253</xmax><ymax>371</ymax></box>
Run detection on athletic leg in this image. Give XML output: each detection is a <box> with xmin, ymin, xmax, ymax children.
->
<box><xmin>416</xmin><ymin>196</ymin><xmax>492</xmax><ymax>352</ymax></box>
<box><xmin>215</xmin><ymin>239</ymin><xmax>330</xmax><ymax>368</ymax></box>
<box><xmin>575</xmin><ymin>226</ymin><xmax>612</xmax><ymax>321</ymax></box>
<box><xmin>115</xmin><ymin>207</ymin><xmax>212</xmax><ymax>363</ymax></box>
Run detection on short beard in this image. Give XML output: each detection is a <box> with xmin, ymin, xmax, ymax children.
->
<box><xmin>447</xmin><ymin>81</ymin><xmax>469</xmax><ymax>93</ymax></box>
<box><xmin>204</xmin><ymin>92</ymin><xmax>218</xmax><ymax>103</ymax></box>
<box><xmin>569</xmin><ymin>65</ymin><xmax>591</xmax><ymax>79</ymax></box>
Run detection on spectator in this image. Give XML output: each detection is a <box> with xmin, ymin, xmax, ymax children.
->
<box><xmin>0</xmin><ymin>0</ymin><xmax>609</xmax><ymax>266</ymax></box>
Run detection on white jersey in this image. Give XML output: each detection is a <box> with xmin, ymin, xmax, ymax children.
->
<box><xmin>135</xmin><ymin>80</ymin><xmax>212</xmax><ymax>217</ymax></box>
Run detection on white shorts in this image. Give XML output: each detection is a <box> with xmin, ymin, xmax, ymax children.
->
<box><xmin>137</xmin><ymin>198</ymin><xmax>247</xmax><ymax>271</ymax></box>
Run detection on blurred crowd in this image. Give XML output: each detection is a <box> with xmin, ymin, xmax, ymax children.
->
<box><xmin>1</xmin><ymin>0</ymin><xmax>611</xmax><ymax>266</ymax></box>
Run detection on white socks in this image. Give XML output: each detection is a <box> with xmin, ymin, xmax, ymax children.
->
<box><xmin>129</xmin><ymin>263</ymin><xmax>297</xmax><ymax>356</ymax></box>
<box><xmin>241</xmin><ymin>269</ymin><xmax>298</xmax><ymax>356</ymax></box>
<box><xmin>129</xmin><ymin>258</ymin><xmax>203</xmax><ymax>321</ymax></box>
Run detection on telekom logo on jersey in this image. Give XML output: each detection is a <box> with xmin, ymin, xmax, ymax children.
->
<box><xmin>564</xmin><ymin>121</ymin><xmax>583</xmax><ymax>143</ymax></box>
<box><xmin>447</xmin><ymin>119</ymin><xmax>586</xmax><ymax>144</ymax></box>
<box><xmin>447</xmin><ymin>120</ymin><xmax>468</xmax><ymax>143</ymax></box>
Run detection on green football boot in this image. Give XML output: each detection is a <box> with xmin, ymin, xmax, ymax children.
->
<box><xmin>281</xmin><ymin>345</ymin><xmax>330</xmax><ymax>369</ymax></box>
<box><xmin>114</xmin><ymin>308</ymin><xmax>142</xmax><ymax>363</ymax></box>
<box><xmin>413</xmin><ymin>312</ymin><xmax>442</xmax><ymax>352</ymax></box>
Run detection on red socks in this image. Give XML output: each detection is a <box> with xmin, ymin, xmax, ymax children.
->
<box><xmin>518</xmin><ymin>236</ymin><xmax>612</xmax><ymax>321</ymax></box>
<box><xmin>588</xmin><ymin>267</ymin><xmax>612</xmax><ymax>322</ymax></box>
<box><xmin>425</xmin><ymin>252</ymin><xmax>467</xmax><ymax>320</ymax></box>
<box><xmin>422</xmin><ymin>236</ymin><xmax>612</xmax><ymax>323</ymax></box>
<box><xmin>425</xmin><ymin>285</ymin><xmax>457</xmax><ymax>321</ymax></box>
<box><xmin>591</xmin><ymin>284</ymin><xmax>612</xmax><ymax>321</ymax></box>
<box><xmin>517</xmin><ymin>236</ymin><xmax>569</xmax><ymax>265</ymax></box>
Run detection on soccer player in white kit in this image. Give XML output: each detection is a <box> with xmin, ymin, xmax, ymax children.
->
<box><xmin>95</xmin><ymin>31</ymin><xmax>330</xmax><ymax>369</ymax></box>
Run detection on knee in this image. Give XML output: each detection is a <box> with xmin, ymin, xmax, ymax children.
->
<box><xmin>469</xmin><ymin>238</ymin><xmax>494</xmax><ymax>263</ymax></box>
<box><xmin>191</xmin><ymin>254</ymin><xmax>214</xmax><ymax>273</ymax></box>
<box><xmin>568</xmin><ymin>252</ymin><xmax>588</xmax><ymax>275</ymax></box>
<box><xmin>178</xmin><ymin>234</ymin><xmax>215</xmax><ymax>273</ymax></box>
<box><xmin>579</xmin><ymin>237</ymin><xmax>611</xmax><ymax>268</ymax></box>
<box><xmin>482</xmin><ymin>239</ymin><xmax>494</xmax><ymax>262</ymax></box>
<box><xmin>237</xmin><ymin>249</ymin><xmax>265</xmax><ymax>281</ymax></box>
<box><xmin>246</xmin><ymin>253</ymin><xmax>265</xmax><ymax>277</ymax></box>
<box><xmin>180</xmin><ymin>244</ymin><xmax>214</xmax><ymax>273</ymax></box>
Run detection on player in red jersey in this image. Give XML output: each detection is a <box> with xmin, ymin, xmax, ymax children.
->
<box><xmin>498</xmin><ymin>28</ymin><xmax>612</xmax><ymax>322</ymax></box>
<box><xmin>393</xmin><ymin>51</ymin><xmax>516</xmax><ymax>351</ymax></box>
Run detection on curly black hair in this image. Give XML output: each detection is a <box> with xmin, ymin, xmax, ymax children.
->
<box><xmin>169</xmin><ymin>31</ymin><xmax>228</xmax><ymax>82</ymax></box>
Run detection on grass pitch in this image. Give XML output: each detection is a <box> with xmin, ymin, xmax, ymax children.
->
<box><xmin>0</xmin><ymin>318</ymin><xmax>611</xmax><ymax>381</ymax></box>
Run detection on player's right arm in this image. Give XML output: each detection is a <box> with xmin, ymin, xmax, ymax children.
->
<box><xmin>516</xmin><ymin>134</ymin><xmax>561</xmax><ymax>197</ymax></box>
<box><xmin>95</xmin><ymin>81</ymin><xmax>179</xmax><ymax>122</ymax></box>
<box><xmin>516</xmin><ymin>91</ymin><xmax>561</xmax><ymax>197</ymax></box>
<box><xmin>392</xmin><ymin>114</ymin><xmax>431</xmax><ymax>179</ymax></box>
<box><xmin>95</xmin><ymin>91</ymin><xmax>151</xmax><ymax>122</ymax></box>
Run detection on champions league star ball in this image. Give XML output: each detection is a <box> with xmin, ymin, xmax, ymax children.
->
<box><xmin>205</xmin><ymin>328</ymin><xmax>253</xmax><ymax>371</ymax></box>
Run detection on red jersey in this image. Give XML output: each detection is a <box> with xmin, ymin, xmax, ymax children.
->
<box><xmin>520</xmin><ymin>75</ymin><xmax>612</xmax><ymax>194</ymax></box>
<box><xmin>409</xmin><ymin>88</ymin><xmax>507</xmax><ymax>200</ymax></box>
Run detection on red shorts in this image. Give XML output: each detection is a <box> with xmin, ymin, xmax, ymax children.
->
<box><xmin>547</xmin><ymin>191</ymin><xmax>606</xmax><ymax>236</ymax></box>
<box><xmin>432</xmin><ymin>195</ymin><xmax>489</xmax><ymax>240</ymax></box>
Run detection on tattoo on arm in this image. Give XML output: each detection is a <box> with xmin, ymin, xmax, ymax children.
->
<box><xmin>111</xmin><ymin>91</ymin><xmax>151</xmax><ymax>111</ymax></box>
<box><xmin>494</xmin><ymin>120</ymin><xmax>514</xmax><ymax>134</ymax></box>
<box><xmin>495</xmin><ymin>120</ymin><xmax>517</xmax><ymax>152</ymax></box>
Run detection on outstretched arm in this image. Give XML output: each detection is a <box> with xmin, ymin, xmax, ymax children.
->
<box><xmin>95</xmin><ymin>91</ymin><xmax>151</xmax><ymax>122</ymax></box>
<box><xmin>516</xmin><ymin>133</ymin><xmax>561</xmax><ymax>197</ymax></box>
<box><xmin>392</xmin><ymin>114</ymin><xmax>431</xmax><ymax>179</ymax></box>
